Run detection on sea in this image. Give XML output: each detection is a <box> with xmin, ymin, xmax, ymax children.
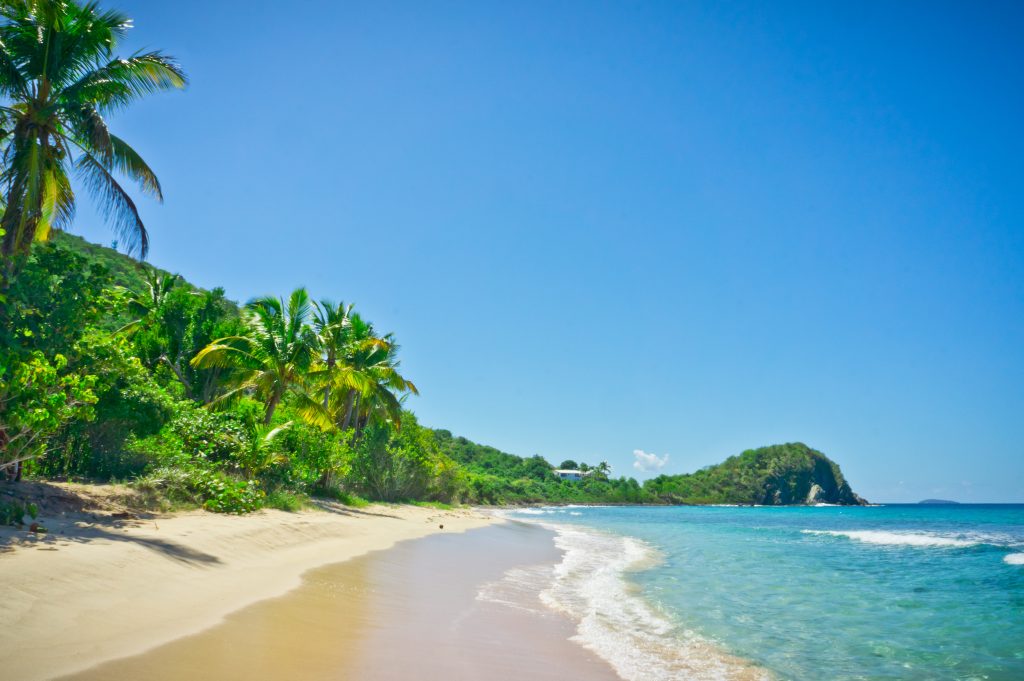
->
<box><xmin>492</xmin><ymin>504</ymin><xmax>1024</xmax><ymax>681</ymax></box>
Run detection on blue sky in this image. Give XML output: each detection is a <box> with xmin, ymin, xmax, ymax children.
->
<box><xmin>72</xmin><ymin>1</ymin><xmax>1023</xmax><ymax>502</ymax></box>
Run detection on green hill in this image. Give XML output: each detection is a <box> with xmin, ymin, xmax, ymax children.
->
<box><xmin>644</xmin><ymin>443</ymin><xmax>866</xmax><ymax>505</ymax></box>
<box><xmin>51</xmin><ymin>232</ymin><xmax>168</xmax><ymax>293</ymax></box>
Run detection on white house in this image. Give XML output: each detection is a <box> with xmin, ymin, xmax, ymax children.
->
<box><xmin>553</xmin><ymin>469</ymin><xmax>591</xmax><ymax>481</ymax></box>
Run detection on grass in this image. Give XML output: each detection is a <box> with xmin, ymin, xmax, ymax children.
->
<box><xmin>410</xmin><ymin>500</ymin><xmax>454</xmax><ymax>510</ymax></box>
<box><xmin>310</xmin><ymin>486</ymin><xmax>371</xmax><ymax>508</ymax></box>
<box><xmin>334</xmin><ymin>491</ymin><xmax>370</xmax><ymax>507</ymax></box>
<box><xmin>264</xmin><ymin>489</ymin><xmax>309</xmax><ymax>512</ymax></box>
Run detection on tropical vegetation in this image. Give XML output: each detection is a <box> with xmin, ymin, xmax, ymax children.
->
<box><xmin>0</xmin><ymin>232</ymin><xmax>641</xmax><ymax>511</ymax></box>
<box><xmin>0</xmin><ymin>1</ymin><xmax>864</xmax><ymax>516</ymax></box>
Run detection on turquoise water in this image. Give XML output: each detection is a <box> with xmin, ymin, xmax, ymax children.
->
<box><xmin>504</xmin><ymin>505</ymin><xmax>1024</xmax><ymax>680</ymax></box>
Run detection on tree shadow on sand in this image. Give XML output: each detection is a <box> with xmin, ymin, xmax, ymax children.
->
<box><xmin>308</xmin><ymin>499</ymin><xmax>402</xmax><ymax>520</ymax></box>
<box><xmin>1</xmin><ymin>518</ymin><xmax>222</xmax><ymax>567</ymax></box>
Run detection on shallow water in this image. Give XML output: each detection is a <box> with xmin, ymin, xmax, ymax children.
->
<box><xmin>503</xmin><ymin>504</ymin><xmax>1024</xmax><ymax>681</ymax></box>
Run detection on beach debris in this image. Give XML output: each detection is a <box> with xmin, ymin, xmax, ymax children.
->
<box><xmin>439</xmin><ymin>524</ymin><xmax>444</xmax><ymax>530</ymax></box>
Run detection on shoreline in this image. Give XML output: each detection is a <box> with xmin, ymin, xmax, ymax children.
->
<box><xmin>0</xmin><ymin>501</ymin><xmax>496</xmax><ymax>681</ymax></box>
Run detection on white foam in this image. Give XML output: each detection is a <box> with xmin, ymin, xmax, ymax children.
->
<box><xmin>477</xmin><ymin>564</ymin><xmax>557</xmax><ymax>615</ymax></box>
<box><xmin>802</xmin><ymin>530</ymin><xmax>978</xmax><ymax>548</ymax></box>
<box><xmin>507</xmin><ymin>520</ymin><xmax>769</xmax><ymax>681</ymax></box>
<box><xmin>1004</xmin><ymin>553</ymin><xmax>1024</xmax><ymax>566</ymax></box>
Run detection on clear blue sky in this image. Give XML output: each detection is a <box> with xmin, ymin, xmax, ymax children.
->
<box><xmin>72</xmin><ymin>0</ymin><xmax>1024</xmax><ymax>502</ymax></box>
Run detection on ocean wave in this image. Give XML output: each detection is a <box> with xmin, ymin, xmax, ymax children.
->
<box><xmin>1004</xmin><ymin>553</ymin><xmax>1024</xmax><ymax>566</ymax></box>
<box><xmin>526</xmin><ymin>521</ymin><xmax>768</xmax><ymax>681</ymax></box>
<box><xmin>802</xmin><ymin>529</ymin><xmax>980</xmax><ymax>548</ymax></box>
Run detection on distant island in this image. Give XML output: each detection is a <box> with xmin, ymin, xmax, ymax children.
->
<box><xmin>918</xmin><ymin>499</ymin><xmax>960</xmax><ymax>505</ymax></box>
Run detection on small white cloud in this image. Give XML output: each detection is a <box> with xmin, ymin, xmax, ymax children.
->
<box><xmin>633</xmin><ymin>449</ymin><xmax>669</xmax><ymax>473</ymax></box>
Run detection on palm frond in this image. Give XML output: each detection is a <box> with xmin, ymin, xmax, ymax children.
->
<box><xmin>106</xmin><ymin>133</ymin><xmax>161</xmax><ymax>199</ymax></box>
<box><xmin>0</xmin><ymin>38</ymin><xmax>28</xmax><ymax>98</ymax></box>
<box><xmin>62</xmin><ymin>51</ymin><xmax>186</xmax><ymax>111</ymax></box>
<box><xmin>74</xmin><ymin>150</ymin><xmax>147</xmax><ymax>257</ymax></box>
<box><xmin>190</xmin><ymin>338</ymin><xmax>258</xmax><ymax>370</ymax></box>
<box><xmin>290</xmin><ymin>392</ymin><xmax>336</xmax><ymax>431</ymax></box>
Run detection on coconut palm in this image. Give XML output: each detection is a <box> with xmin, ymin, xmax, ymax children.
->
<box><xmin>332</xmin><ymin>314</ymin><xmax>417</xmax><ymax>434</ymax></box>
<box><xmin>300</xmin><ymin>310</ymin><xmax>417</xmax><ymax>437</ymax></box>
<box><xmin>191</xmin><ymin>288</ymin><xmax>318</xmax><ymax>424</ymax></box>
<box><xmin>116</xmin><ymin>268</ymin><xmax>181</xmax><ymax>333</ymax></box>
<box><xmin>0</xmin><ymin>0</ymin><xmax>186</xmax><ymax>263</ymax></box>
<box><xmin>311</xmin><ymin>299</ymin><xmax>355</xmax><ymax>408</ymax></box>
<box><xmin>351</xmin><ymin>335</ymin><xmax>418</xmax><ymax>437</ymax></box>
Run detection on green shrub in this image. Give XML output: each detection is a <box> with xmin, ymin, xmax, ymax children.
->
<box><xmin>131</xmin><ymin>458</ymin><xmax>264</xmax><ymax>514</ymax></box>
<box><xmin>199</xmin><ymin>473</ymin><xmax>264</xmax><ymax>514</ymax></box>
<box><xmin>0</xmin><ymin>499</ymin><xmax>38</xmax><ymax>526</ymax></box>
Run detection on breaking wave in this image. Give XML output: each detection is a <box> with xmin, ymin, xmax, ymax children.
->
<box><xmin>1004</xmin><ymin>553</ymin><xmax>1024</xmax><ymax>566</ymax></box>
<box><xmin>802</xmin><ymin>529</ymin><xmax>980</xmax><ymax>548</ymax></box>
<box><xmin>487</xmin><ymin>515</ymin><xmax>769</xmax><ymax>681</ymax></box>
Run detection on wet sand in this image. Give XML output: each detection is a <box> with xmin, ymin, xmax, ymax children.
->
<box><xmin>63</xmin><ymin>522</ymin><xmax>621</xmax><ymax>681</ymax></box>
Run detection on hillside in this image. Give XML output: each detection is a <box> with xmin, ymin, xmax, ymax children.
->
<box><xmin>51</xmin><ymin>232</ymin><xmax>170</xmax><ymax>293</ymax></box>
<box><xmin>644</xmin><ymin>443</ymin><xmax>867</xmax><ymax>506</ymax></box>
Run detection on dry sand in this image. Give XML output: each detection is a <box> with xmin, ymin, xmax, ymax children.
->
<box><xmin>0</xmin><ymin>497</ymin><xmax>495</xmax><ymax>681</ymax></box>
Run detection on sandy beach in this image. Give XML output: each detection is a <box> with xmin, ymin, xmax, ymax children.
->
<box><xmin>0</xmin><ymin>497</ymin><xmax>498</xmax><ymax>681</ymax></box>
<box><xmin>61</xmin><ymin>522</ymin><xmax>622</xmax><ymax>681</ymax></box>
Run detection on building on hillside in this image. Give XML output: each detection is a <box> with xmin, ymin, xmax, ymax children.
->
<box><xmin>553</xmin><ymin>469</ymin><xmax>592</xmax><ymax>481</ymax></box>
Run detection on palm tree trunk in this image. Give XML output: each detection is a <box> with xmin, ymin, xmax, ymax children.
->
<box><xmin>160</xmin><ymin>354</ymin><xmax>193</xmax><ymax>399</ymax></box>
<box><xmin>352</xmin><ymin>393</ymin><xmax>363</xmax><ymax>442</ymax></box>
<box><xmin>340</xmin><ymin>389</ymin><xmax>357</xmax><ymax>430</ymax></box>
<box><xmin>322</xmin><ymin>356</ymin><xmax>334</xmax><ymax>408</ymax></box>
<box><xmin>201</xmin><ymin>367</ymin><xmax>221</xmax><ymax>404</ymax></box>
<box><xmin>264</xmin><ymin>391</ymin><xmax>282</xmax><ymax>425</ymax></box>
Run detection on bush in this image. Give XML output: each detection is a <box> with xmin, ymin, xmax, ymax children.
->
<box><xmin>0</xmin><ymin>499</ymin><xmax>38</xmax><ymax>526</ymax></box>
<box><xmin>39</xmin><ymin>332</ymin><xmax>177</xmax><ymax>480</ymax></box>
<box><xmin>133</xmin><ymin>464</ymin><xmax>264</xmax><ymax>514</ymax></box>
<box><xmin>271</xmin><ymin>418</ymin><xmax>350</xmax><ymax>490</ymax></box>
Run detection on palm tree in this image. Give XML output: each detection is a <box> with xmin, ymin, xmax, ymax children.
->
<box><xmin>191</xmin><ymin>288</ymin><xmax>318</xmax><ymax>424</ymax></box>
<box><xmin>311</xmin><ymin>299</ymin><xmax>354</xmax><ymax>408</ymax></box>
<box><xmin>0</xmin><ymin>0</ymin><xmax>186</xmax><ymax>264</ymax></box>
<box><xmin>331</xmin><ymin>314</ymin><xmax>417</xmax><ymax>435</ymax></box>
<box><xmin>116</xmin><ymin>268</ymin><xmax>181</xmax><ymax>333</ymax></box>
<box><xmin>300</xmin><ymin>310</ymin><xmax>417</xmax><ymax>438</ymax></box>
<box><xmin>351</xmin><ymin>335</ymin><xmax>418</xmax><ymax>437</ymax></box>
